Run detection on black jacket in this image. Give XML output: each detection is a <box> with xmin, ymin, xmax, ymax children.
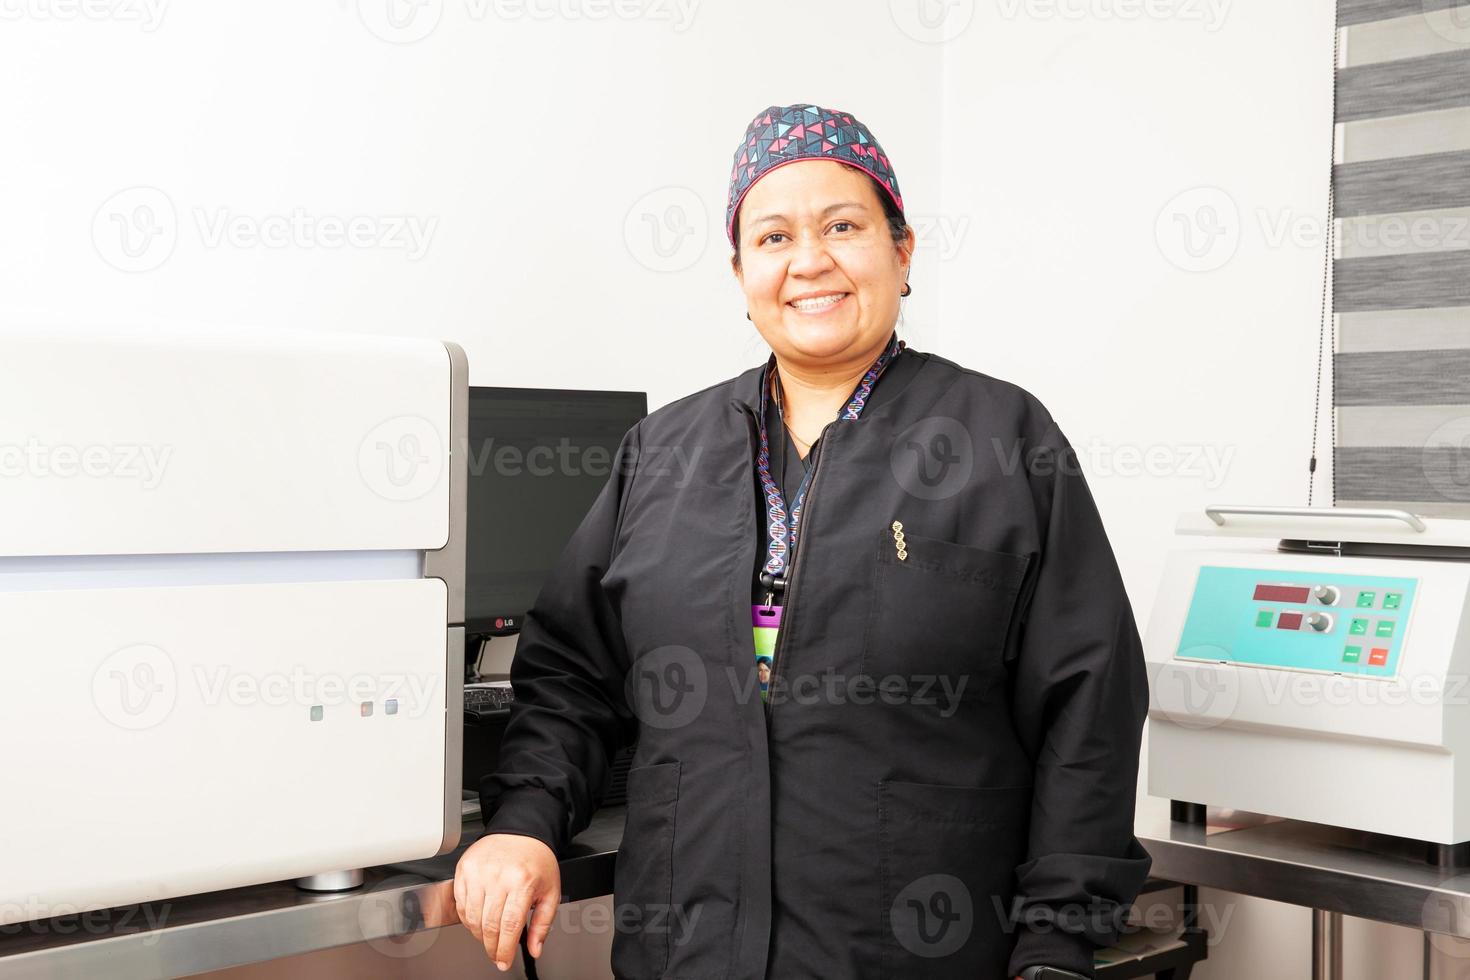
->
<box><xmin>481</xmin><ymin>348</ymin><xmax>1152</xmax><ymax>979</ymax></box>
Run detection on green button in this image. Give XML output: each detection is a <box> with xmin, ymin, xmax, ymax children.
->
<box><xmin>1343</xmin><ymin>646</ymin><xmax>1361</xmax><ymax>663</ymax></box>
<box><xmin>1375</xmin><ymin>620</ymin><xmax>1395</xmax><ymax>638</ymax></box>
<box><xmin>1357</xmin><ymin>592</ymin><xmax>1377</xmax><ymax>608</ymax></box>
<box><xmin>1256</xmin><ymin>609</ymin><xmax>1275</xmax><ymax>628</ymax></box>
<box><xmin>1349</xmin><ymin>618</ymin><xmax>1369</xmax><ymax>636</ymax></box>
<box><xmin>1384</xmin><ymin>593</ymin><xmax>1402</xmax><ymax>610</ymax></box>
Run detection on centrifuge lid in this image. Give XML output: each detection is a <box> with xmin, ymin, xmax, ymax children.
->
<box><xmin>1176</xmin><ymin>505</ymin><xmax>1470</xmax><ymax>549</ymax></box>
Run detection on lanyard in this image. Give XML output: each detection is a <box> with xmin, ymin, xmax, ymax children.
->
<box><xmin>755</xmin><ymin>333</ymin><xmax>905</xmax><ymax>598</ymax></box>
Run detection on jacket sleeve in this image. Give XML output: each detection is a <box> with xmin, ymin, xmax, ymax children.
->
<box><xmin>476</xmin><ymin>421</ymin><xmax>642</xmax><ymax>855</ymax></box>
<box><xmin>1005</xmin><ymin>418</ymin><xmax>1152</xmax><ymax>979</ymax></box>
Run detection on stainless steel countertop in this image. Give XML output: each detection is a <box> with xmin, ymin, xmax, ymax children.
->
<box><xmin>0</xmin><ymin>807</ymin><xmax>624</xmax><ymax>980</ymax></box>
<box><xmin>10</xmin><ymin>804</ymin><xmax>1470</xmax><ymax>979</ymax></box>
<box><xmin>1137</xmin><ymin>809</ymin><xmax>1470</xmax><ymax>937</ymax></box>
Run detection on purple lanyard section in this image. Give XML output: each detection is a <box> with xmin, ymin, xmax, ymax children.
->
<box><xmin>755</xmin><ymin>333</ymin><xmax>905</xmax><ymax>583</ymax></box>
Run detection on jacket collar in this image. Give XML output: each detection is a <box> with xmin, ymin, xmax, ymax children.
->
<box><xmin>728</xmin><ymin>336</ymin><xmax>925</xmax><ymax>420</ymax></box>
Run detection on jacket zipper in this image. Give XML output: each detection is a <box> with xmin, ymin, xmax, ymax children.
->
<box><xmin>766</xmin><ymin>437</ymin><xmax>825</xmax><ymax>716</ymax></box>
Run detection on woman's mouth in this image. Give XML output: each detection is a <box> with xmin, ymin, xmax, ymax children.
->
<box><xmin>787</xmin><ymin>292</ymin><xmax>849</xmax><ymax>314</ymax></box>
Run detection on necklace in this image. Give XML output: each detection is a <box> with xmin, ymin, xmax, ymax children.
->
<box><xmin>754</xmin><ymin>331</ymin><xmax>906</xmax><ymax>593</ymax></box>
<box><xmin>769</xmin><ymin>369</ymin><xmax>823</xmax><ymax>453</ymax></box>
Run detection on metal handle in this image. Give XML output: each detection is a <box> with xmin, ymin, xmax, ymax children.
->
<box><xmin>1203</xmin><ymin>505</ymin><xmax>1426</xmax><ymax>533</ymax></box>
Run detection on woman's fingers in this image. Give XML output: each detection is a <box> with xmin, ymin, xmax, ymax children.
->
<box><xmin>456</xmin><ymin>873</ymin><xmax>484</xmax><ymax>942</ymax></box>
<box><xmin>494</xmin><ymin>880</ymin><xmax>535</xmax><ymax>970</ymax></box>
<box><xmin>479</xmin><ymin>886</ymin><xmax>510</xmax><ymax>968</ymax></box>
<box><xmin>525</xmin><ymin>885</ymin><xmax>561</xmax><ymax>958</ymax></box>
<box><xmin>451</xmin><ymin>833</ymin><xmax>562</xmax><ymax>969</ymax></box>
<box><xmin>452</xmin><ymin>867</ymin><xmax>467</xmax><ymax>922</ymax></box>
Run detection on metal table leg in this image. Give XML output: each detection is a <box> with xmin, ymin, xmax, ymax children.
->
<box><xmin>1425</xmin><ymin>930</ymin><xmax>1470</xmax><ymax>979</ymax></box>
<box><xmin>1313</xmin><ymin>910</ymin><xmax>1342</xmax><ymax>980</ymax></box>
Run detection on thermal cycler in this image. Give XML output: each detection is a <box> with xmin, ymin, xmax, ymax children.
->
<box><xmin>0</xmin><ymin>326</ymin><xmax>466</xmax><ymax>923</ymax></box>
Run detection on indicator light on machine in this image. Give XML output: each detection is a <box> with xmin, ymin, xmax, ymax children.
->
<box><xmin>1255</xmin><ymin>584</ymin><xmax>1311</xmax><ymax>603</ymax></box>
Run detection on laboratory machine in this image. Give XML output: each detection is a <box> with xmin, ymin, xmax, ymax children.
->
<box><xmin>1148</xmin><ymin>505</ymin><xmax>1470</xmax><ymax>862</ymax></box>
<box><xmin>0</xmin><ymin>326</ymin><xmax>467</xmax><ymax>924</ymax></box>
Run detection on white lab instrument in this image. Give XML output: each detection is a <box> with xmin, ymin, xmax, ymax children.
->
<box><xmin>0</xmin><ymin>326</ymin><xmax>466</xmax><ymax>924</ymax></box>
<box><xmin>1148</xmin><ymin>506</ymin><xmax>1470</xmax><ymax>852</ymax></box>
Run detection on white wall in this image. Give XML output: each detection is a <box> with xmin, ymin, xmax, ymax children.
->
<box><xmin>2</xmin><ymin>0</ymin><xmax>1423</xmax><ymax>976</ymax></box>
<box><xmin>0</xmin><ymin>0</ymin><xmax>942</xmax><ymax>409</ymax></box>
<box><xmin>937</xmin><ymin>1</ymin><xmax>1424</xmax><ymax>977</ymax></box>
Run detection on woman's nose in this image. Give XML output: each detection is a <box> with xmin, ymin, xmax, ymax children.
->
<box><xmin>786</xmin><ymin>236</ymin><xmax>836</xmax><ymax>277</ymax></box>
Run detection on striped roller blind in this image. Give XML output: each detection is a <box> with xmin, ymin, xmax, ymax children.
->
<box><xmin>1332</xmin><ymin>0</ymin><xmax>1470</xmax><ymax>515</ymax></box>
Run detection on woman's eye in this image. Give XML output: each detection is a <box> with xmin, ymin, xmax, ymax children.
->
<box><xmin>830</xmin><ymin>221</ymin><xmax>855</xmax><ymax>233</ymax></box>
<box><xmin>761</xmin><ymin>232</ymin><xmax>787</xmax><ymax>245</ymax></box>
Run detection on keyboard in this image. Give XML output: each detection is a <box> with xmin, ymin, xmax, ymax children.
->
<box><xmin>464</xmin><ymin>684</ymin><xmax>515</xmax><ymax>712</ymax></box>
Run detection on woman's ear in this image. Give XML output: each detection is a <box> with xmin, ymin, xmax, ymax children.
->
<box><xmin>730</xmin><ymin>252</ymin><xmax>742</xmax><ymax>284</ymax></box>
<box><xmin>898</xmin><ymin>225</ymin><xmax>916</xmax><ymax>279</ymax></box>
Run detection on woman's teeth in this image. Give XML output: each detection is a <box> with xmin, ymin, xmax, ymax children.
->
<box><xmin>788</xmin><ymin>293</ymin><xmax>847</xmax><ymax>312</ymax></box>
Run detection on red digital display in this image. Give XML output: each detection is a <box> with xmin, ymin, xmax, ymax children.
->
<box><xmin>1255</xmin><ymin>584</ymin><xmax>1310</xmax><ymax>603</ymax></box>
<box><xmin>1277</xmin><ymin>612</ymin><xmax>1303</xmax><ymax>630</ymax></box>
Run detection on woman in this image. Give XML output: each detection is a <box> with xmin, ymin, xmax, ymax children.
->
<box><xmin>455</xmin><ymin>103</ymin><xmax>1151</xmax><ymax>980</ymax></box>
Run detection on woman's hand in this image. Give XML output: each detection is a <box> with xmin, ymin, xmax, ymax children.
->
<box><xmin>453</xmin><ymin>833</ymin><xmax>562</xmax><ymax>971</ymax></box>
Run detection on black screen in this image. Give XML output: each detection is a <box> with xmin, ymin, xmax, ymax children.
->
<box><xmin>465</xmin><ymin>386</ymin><xmax>646</xmax><ymax>634</ymax></box>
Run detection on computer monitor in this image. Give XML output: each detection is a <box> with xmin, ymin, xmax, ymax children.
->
<box><xmin>465</xmin><ymin>386</ymin><xmax>647</xmax><ymax>639</ymax></box>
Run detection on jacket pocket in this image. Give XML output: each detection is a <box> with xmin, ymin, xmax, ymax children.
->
<box><xmin>860</xmin><ymin>528</ymin><xmax>1029</xmax><ymax>697</ymax></box>
<box><xmin>612</xmin><ymin>761</ymin><xmax>680</xmax><ymax>979</ymax></box>
<box><xmin>877</xmin><ymin>779</ymin><xmax>1031</xmax><ymax>978</ymax></box>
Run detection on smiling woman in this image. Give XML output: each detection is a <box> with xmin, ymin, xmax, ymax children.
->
<box><xmin>728</xmin><ymin>106</ymin><xmax>913</xmax><ymax>392</ymax></box>
<box><xmin>729</xmin><ymin>160</ymin><xmax>911</xmax><ymax>411</ymax></box>
<box><xmin>457</xmin><ymin>102</ymin><xmax>1152</xmax><ymax>980</ymax></box>
<box><xmin>727</xmin><ymin>107</ymin><xmax>915</xmax><ymax>471</ymax></box>
<box><xmin>730</xmin><ymin>158</ymin><xmax>914</xmax><ymax>456</ymax></box>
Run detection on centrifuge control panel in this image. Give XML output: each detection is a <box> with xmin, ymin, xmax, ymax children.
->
<box><xmin>1175</xmin><ymin>565</ymin><xmax>1418</xmax><ymax>677</ymax></box>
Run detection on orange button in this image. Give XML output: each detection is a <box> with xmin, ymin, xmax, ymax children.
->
<box><xmin>1368</xmin><ymin>648</ymin><xmax>1389</xmax><ymax>666</ymax></box>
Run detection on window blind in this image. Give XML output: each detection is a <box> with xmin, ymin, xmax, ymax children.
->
<box><xmin>1332</xmin><ymin>0</ymin><xmax>1470</xmax><ymax>514</ymax></box>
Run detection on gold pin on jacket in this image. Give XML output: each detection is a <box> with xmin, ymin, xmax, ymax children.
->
<box><xmin>891</xmin><ymin>520</ymin><xmax>907</xmax><ymax>561</ymax></box>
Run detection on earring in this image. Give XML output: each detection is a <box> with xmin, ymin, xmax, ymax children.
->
<box><xmin>746</xmin><ymin>312</ymin><xmax>752</xmax><ymax>320</ymax></box>
<box><xmin>900</xmin><ymin>283</ymin><xmax>912</xmax><ymax>297</ymax></box>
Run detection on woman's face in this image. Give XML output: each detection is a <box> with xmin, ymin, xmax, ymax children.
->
<box><xmin>733</xmin><ymin>160</ymin><xmax>913</xmax><ymax>367</ymax></box>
